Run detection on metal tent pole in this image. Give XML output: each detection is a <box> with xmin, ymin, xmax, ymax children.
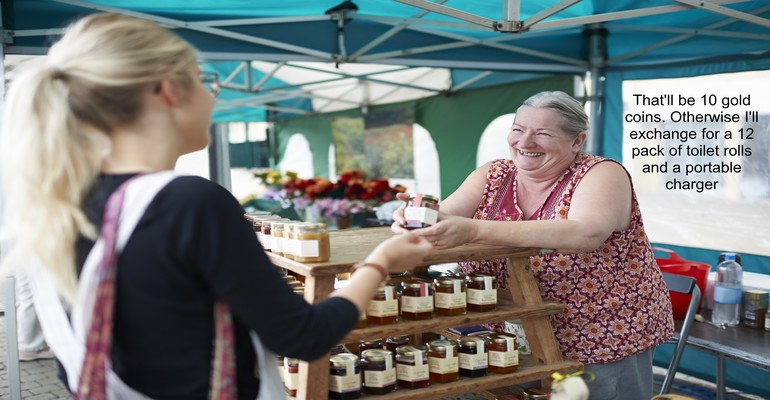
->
<box><xmin>585</xmin><ymin>23</ymin><xmax>607</xmax><ymax>156</ymax></box>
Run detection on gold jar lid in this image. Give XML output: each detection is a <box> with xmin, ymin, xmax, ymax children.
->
<box><xmin>744</xmin><ymin>289</ymin><xmax>769</xmax><ymax>301</ymax></box>
<box><xmin>408</xmin><ymin>193</ymin><xmax>440</xmax><ymax>203</ymax></box>
<box><xmin>459</xmin><ymin>336</ymin><xmax>485</xmax><ymax>348</ymax></box>
<box><xmin>361</xmin><ymin>348</ymin><xmax>392</xmax><ymax>362</ymax></box>
<box><xmin>486</xmin><ymin>333</ymin><xmax>516</xmax><ymax>344</ymax></box>
<box><xmin>296</xmin><ymin>222</ymin><xmax>327</xmax><ymax>233</ymax></box>
<box><xmin>435</xmin><ymin>275</ymin><xmax>464</xmax><ymax>287</ymax></box>
<box><xmin>387</xmin><ymin>335</ymin><xmax>410</xmax><ymax>342</ymax></box>
<box><xmin>428</xmin><ymin>339</ymin><xmax>458</xmax><ymax>352</ymax></box>
<box><xmin>396</xmin><ymin>345</ymin><xmax>428</xmax><ymax>357</ymax></box>
<box><xmin>329</xmin><ymin>353</ymin><xmax>359</xmax><ymax>367</ymax></box>
<box><xmin>467</xmin><ymin>273</ymin><xmax>496</xmax><ymax>283</ymax></box>
<box><xmin>401</xmin><ymin>279</ymin><xmax>433</xmax><ymax>291</ymax></box>
<box><xmin>360</xmin><ymin>339</ymin><xmax>383</xmax><ymax>346</ymax></box>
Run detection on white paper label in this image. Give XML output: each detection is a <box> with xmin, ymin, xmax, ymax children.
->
<box><xmin>297</xmin><ymin>239</ymin><xmax>319</xmax><ymax>257</ymax></box>
<box><xmin>435</xmin><ymin>291</ymin><xmax>466</xmax><ymax>309</ymax></box>
<box><xmin>459</xmin><ymin>352</ymin><xmax>488</xmax><ymax>370</ymax></box>
<box><xmin>396</xmin><ymin>363</ymin><xmax>429</xmax><ymax>382</ymax></box>
<box><xmin>284</xmin><ymin>371</ymin><xmax>298</xmax><ymax>390</ymax></box>
<box><xmin>467</xmin><ymin>288</ymin><xmax>497</xmax><ymax>305</ymax></box>
<box><xmin>401</xmin><ymin>295</ymin><xmax>434</xmax><ymax>313</ymax></box>
<box><xmin>363</xmin><ymin>369</ymin><xmax>396</xmax><ymax>388</ymax></box>
<box><xmin>367</xmin><ymin>299</ymin><xmax>399</xmax><ymax>317</ymax></box>
<box><xmin>404</xmin><ymin>206</ymin><xmax>438</xmax><ymax>226</ymax></box>
<box><xmin>271</xmin><ymin>235</ymin><xmax>283</xmax><ymax>253</ymax></box>
<box><xmin>489</xmin><ymin>349</ymin><xmax>518</xmax><ymax>367</ymax></box>
<box><xmin>329</xmin><ymin>373</ymin><xmax>361</xmax><ymax>393</ymax></box>
<box><xmin>256</xmin><ymin>231</ymin><xmax>266</xmax><ymax>247</ymax></box>
<box><xmin>428</xmin><ymin>356</ymin><xmax>458</xmax><ymax>374</ymax></box>
<box><xmin>283</xmin><ymin>238</ymin><xmax>298</xmax><ymax>256</ymax></box>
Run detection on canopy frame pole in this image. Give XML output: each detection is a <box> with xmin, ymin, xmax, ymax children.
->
<box><xmin>585</xmin><ymin>23</ymin><xmax>606</xmax><ymax>156</ymax></box>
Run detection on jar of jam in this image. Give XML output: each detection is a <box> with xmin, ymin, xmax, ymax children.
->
<box><xmin>466</xmin><ymin>273</ymin><xmax>498</xmax><ymax>312</ymax></box>
<box><xmin>743</xmin><ymin>290</ymin><xmax>768</xmax><ymax>329</ymax></box>
<box><xmin>295</xmin><ymin>223</ymin><xmax>330</xmax><ymax>263</ymax></box>
<box><xmin>458</xmin><ymin>336</ymin><xmax>488</xmax><ymax>378</ymax></box>
<box><xmin>385</xmin><ymin>336</ymin><xmax>410</xmax><ymax>355</ymax></box>
<box><xmin>358</xmin><ymin>339</ymin><xmax>383</xmax><ymax>354</ymax></box>
<box><xmin>395</xmin><ymin>345</ymin><xmax>430</xmax><ymax>389</ymax></box>
<box><xmin>434</xmin><ymin>275</ymin><xmax>467</xmax><ymax>316</ymax></box>
<box><xmin>361</xmin><ymin>349</ymin><xmax>397</xmax><ymax>395</ymax></box>
<box><xmin>254</xmin><ymin>215</ymin><xmax>281</xmax><ymax>248</ymax></box>
<box><xmin>284</xmin><ymin>357</ymin><xmax>300</xmax><ymax>396</ymax></box>
<box><xmin>281</xmin><ymin>222</ymin><xmax>300</xmax><ymax>260</ymax></box>
<box><xmin>367</xmin><ymin>284</ymin><xmax>399</xmax><ymax>325</ymax></box>
<box><xmin>329</xmin><ymin>353</ymin><xmax>362</xmax><ymax>399</ymax></box>
<box><xmin>486</xmin><ymin>333</ymin><xmax>518</xmax><ymax>374</ymax></box>
<box><xmin>427</xmin><ymin>339</ymin><xmax>459</xmax><ymax>383</ymax></box>
<box><xmin>404</xmin><ymin>193</ymin><xmax>440</xmax><ymax>229</ymax></box>
<box><xmin>400</xmin><ymin>279</ymin><xmax>434</xmax><ymax>320</ymax></box>
<box><xmin>270</xmin><ymin>221</ymin><xmax>286</xmax><ymax>256</ymax></box>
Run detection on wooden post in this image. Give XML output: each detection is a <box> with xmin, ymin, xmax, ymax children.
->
<box><xmin>295</xmin><ymin>274</ymin><xmax>336</xmax><ymax>400</ymax></box>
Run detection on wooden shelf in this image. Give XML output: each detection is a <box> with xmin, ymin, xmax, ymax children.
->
<box><xmin>343</xmin><ymin>301</ymin><xmax>564</xmax><ymax>343</ymax></box>
<box><xmin>274</xmin><ymin>226</ymin><xmax>581</xmax><ymax>400</ymax></box>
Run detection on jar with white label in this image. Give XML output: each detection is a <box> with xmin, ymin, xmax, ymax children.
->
<box><xmin>270</xmin><ymin>221</ymin><xmax>286</xmax><ymax>256</ymax></box>
<box><xmin>404</xmin><ymin>193</ymin><xmax>440</xmax><ymax>229</ymax></box>
<box><xmin>486</xmin><ymin>333</ymin><xmax>519</xmax><ymax>373</ymax></box>
<box><xmin>427</xmin><ymin>339</ymin><xmax>459</xmax><ymax>383</ymax></box>
<box><xmin>396</xmin><ymin>345</ymin><xmax>430</xmax><ymax>389</ymax></box>
<box><xmin>466</xmin><ymin>273</ymin><xmax>497</xmax><ymax>312</ymax></box>
<box><xmin>400</xmin><ymin>279</ymin><xmax>434</xmax><ymax>320</ymax></box>
<box><xmin>435</xmin><ymin>275</ymin><xmax>467</xmax><ymax>316</ymax></box>
<box><xmin>295</xmin><ymin>222</ymin><xmax>330</xmax><ymax>263</ymax></box>
<box><xmin>361</xmin><ymin>349</ymin><xmax>397</xmax><ymax>395</ymax></box>
<box><xmin>458</xmin><ymin>336</ymin><xmax>488</xmax><ymax>378</ymax></box>
<box><xmin>329</xmin><ymin>353</ymin><xmax>362</xmax><ymax>399</ymax></box>
<box><xmin>367</xmin><ymin>284</ymin><xmax>399</xmax><ymax>325</ymax></box>
<box><xmin>283</xmin><ymin>357</ymin><xmax>299</xmax><ymax>396</ymax></box>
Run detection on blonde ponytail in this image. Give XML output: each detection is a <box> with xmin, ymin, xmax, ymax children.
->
<box><xmin>0</xmin><ymin>13</ymin><xmax>198</xmax><ymax>301</ymax></box>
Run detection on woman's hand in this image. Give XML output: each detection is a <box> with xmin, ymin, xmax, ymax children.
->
<box><xmin>410</xmin><ymin>215</ymin><xmax>479</xmax><ymax>249</ymax></box>
<box><xmin>390</xmin><ymin>192</ymin><xmax>410</xmax><ymax>233</ymax></box>
<box><xmin>365</xmin><ymin>231</ymin><xmax>433</xmax><ymax>273</ymax></box>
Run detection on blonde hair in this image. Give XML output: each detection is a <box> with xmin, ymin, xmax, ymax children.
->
<box><xmin>0</xmin><ymin>13</ymin><xmax>198</xmax><ymax>301</ymax></box>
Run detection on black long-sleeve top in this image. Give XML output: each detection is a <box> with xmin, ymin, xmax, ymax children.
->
<box><xmin>75</xmin><ymin>174</ymin><xmax>358</xmax><ymax>399</ymax></box>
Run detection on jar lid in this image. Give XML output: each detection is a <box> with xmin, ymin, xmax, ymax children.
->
<box><xmin>459</xmin><ymin>336</ymin><xmax>485</xmax><ymax>347</ymax></box>
<box><xmin>297</xmin><ymin>222</ymin><xmax>327</xmax><ymax>232</ymax></box>
<box><xmin>361</xmin><ymin>349</ymin><xmax>392</xmax><ymax>362</ymax></box>
<box><xmin>523</xmin><ymin>387</ymin><xmax>549</xmax><ymax>399</ymax></box>
<box><xmin>387</xmin><ymin>335</ymin><xmax>410</xmax><ymax>342</ymax></box>
<box><xmin>467</xmin><ymin>273</ymin><xmax>496</xmax><ymax>282</ymax></box>
<box><xmin>487</xmin><ymin>333</ymin><xmax>516</xmax><ymax>344</ymax></box>
<box><xmin>744</xmin><ymin>289</ymin><xmax>769</xmax><ymax>300</ymax></box>
<box><xmin>396</xmin><ymin>345</ymin><xmax>428</xmax><ymax>357</ymax></box>
<box><xmin>408</xmin><ymin>193</ymin><xmax>440</xmax><ymax>203</ymax></box>
<box><xmin>329</xmin><ymin>353</ymin><xmax>359</xmax><ymax>367</ymax></box>
<box><xmin>401</xmin><ymin>279</ymin><xmax>433</xmax><ymax>290</ymax></box>
<box><xmin>428</xmin><ymin>339</ymin><xmax>458</xmax><ymax>351</ymax></box>
<box><xmin>435</xmin><ymin>275</ymin><xmax>465</xmax><ymax>287</ymax></box>
<box><xmin>361</xmin><ymin>339</ymin><xmax>383</xmax><ymax>346</ymax></box>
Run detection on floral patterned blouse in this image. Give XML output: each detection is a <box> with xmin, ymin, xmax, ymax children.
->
<box><xmin>457</xmin><ymin>154</ymin><xmax>674</xmax><ymax>365</ymax></box>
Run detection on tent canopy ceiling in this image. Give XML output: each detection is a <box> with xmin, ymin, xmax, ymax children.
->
<box><xmin>4</xmin><ymin>0</ymin><xmax>770</xmax><ymax>121</ymax></box>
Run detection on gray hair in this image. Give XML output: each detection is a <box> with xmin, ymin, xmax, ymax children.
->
<box><xmin>518</xmin><ymin>91</ymin><xmax>588</xmax><ymax>137</ymax></box>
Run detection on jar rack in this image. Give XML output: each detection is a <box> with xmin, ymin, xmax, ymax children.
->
<box><xmin>266</xmin><ymin>227</ymin><xmax>581</xmax><ymax>399</ymax></box>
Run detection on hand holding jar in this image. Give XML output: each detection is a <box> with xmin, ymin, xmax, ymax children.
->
<box><xmin>363</xmin><ymin>232</ymin><xmax>433</xmax><ymax>275</ymax></box>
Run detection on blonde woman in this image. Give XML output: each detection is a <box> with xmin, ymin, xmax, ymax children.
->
<box><xmin>0</xmin><ymin>13</ymin><xmax>431</xmax><ymax>399</ymax></box>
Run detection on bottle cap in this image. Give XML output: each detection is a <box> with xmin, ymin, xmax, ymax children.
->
<box><xmin>724</xmin><ymin>252</ymin><xmax>736</xmax><ymax>261</ymax></box>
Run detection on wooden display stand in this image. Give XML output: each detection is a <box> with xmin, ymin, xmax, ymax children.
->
<box><xmin>266</xmin><ymin>227</ymin><xmax>581</xmax><ymax>399</ymax></box>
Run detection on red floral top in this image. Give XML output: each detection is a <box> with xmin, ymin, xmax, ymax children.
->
<box><xmin>458</xmin><ymin>154</ymin><xmax>674</xmax><ymax>364</ymax></box>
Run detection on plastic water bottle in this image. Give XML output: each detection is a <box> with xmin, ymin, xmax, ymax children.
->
<box><xmin>712</xmin><ymin>252</ymin><xmax>742</xmax><ymax>327</ymax></box>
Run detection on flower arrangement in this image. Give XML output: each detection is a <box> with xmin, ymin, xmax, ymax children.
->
<box><xmin>252</xmin><ymin>169</ymin><xmax>405</xmax><ymax>222</ymax></box>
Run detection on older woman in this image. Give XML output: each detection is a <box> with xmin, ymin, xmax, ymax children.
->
<box><xmin>393</xmin><ymin>91</ymin><xmax>673</xmax><ymax>399</ymax></box>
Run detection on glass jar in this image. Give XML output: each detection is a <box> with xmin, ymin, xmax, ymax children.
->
<box><xmin>254</xmin><ymin>215</ymin><xmax>281</xmax><ymax>249</ymax></box>
<box><xmin>385</xmin><ymin>336</ymin><xmax>410</xmax><ymax>355</ymax></box>
<box><xmin>466</xmin><ymin>273</ymin><xmax>498</xmax><ymax>312</ymax></box>
<box><xmin>400</xmin><ymin>279</ymin><xmax>434</xmax><ymax>320</ymax></box>
<box><xmin>281</xmin><ymin>222</ymin><xmax>299</xmax><ymax>260</ymax></box>
<box><xmin>355</xmin><ymin>311</ymin><xmax>367</xmax><ymax>329</ymax></box>
<box><xmin>743</xmin><ymin>290</ymin><xmax>769</xmax><ymax>329</ymax></box>
<box><xmin>404</xmin><ymin>193</ymin><xmax>440</xmax><ymax>229</ymax></box>
<box><xmin>358</xmin><ymin>339</ymin><xmax>383</xmax><ymax>354</ymax></box>
<box><xmin>283</xmin><ymin>357</ymin><xmax>300</xmax><ymax>396</ymax></box>
<box><xmin>434</xmin><ymin>275</ymin><xmax>467</xmax><ymax>316</ymax></box>
<box><xmin>295</xmin><ymin>223</ymin><xmax>330</xmax><ymax>263</ymax></box>
<box><xmin>427</xmin><ymin>339</ymin><xmax>459</xmax><ymax>383</ymax></box>
<box><xmin>329</xmin><ymin>353</ymin><xmax>362</xmax><ymax>399</ymax></box>
<box><xmin>367</xmin><ymin>284</ymin><xmax>399</xmax><ymax>325</ymax></box>
<box><xmin>458</xmin><ymin>336</ymin><xmax>488</xmax><ymax>378</ymax></box>
<box><xmin>486</xmin><ymin>333</ymin><xmax>519</xmax><ymax>373</ymax></box>
<box><xmin>395</xmin><ymin>345</ymin><xmax>430</xmax><ymax>389</ymax></box>
<box><xmin>360</xmin><ymin>349</ymin><xmax>397</xmax><ymax>395</ymax></box>
<box><xmin>270</xmin><ymin>221</ymin><xmax>286</xmax><ymax>256</ymax></box>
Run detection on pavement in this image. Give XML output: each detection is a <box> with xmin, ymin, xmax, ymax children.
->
<box><xmin>0</xmin><ymin>281</ymin><xmax>72</xmax><ymax>400</ymax></box>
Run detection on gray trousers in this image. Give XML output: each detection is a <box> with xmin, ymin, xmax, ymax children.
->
<box><xmin>582</xmin><ymin>348</ymin><xmax>654</xmax><ymax>400</ymax></box>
